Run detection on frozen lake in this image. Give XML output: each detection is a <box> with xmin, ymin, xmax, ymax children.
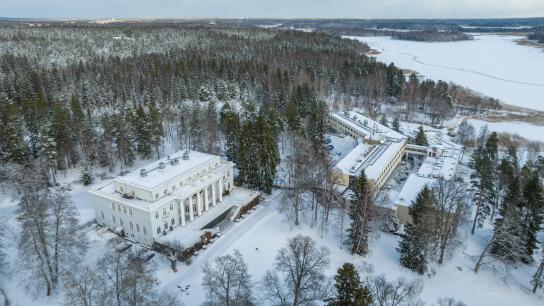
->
<box><xmin>347</xmin><ymin>35</ymin><xmax>544</xmax><ymax>112</ymax></box>
<box><xmin>468</xmin><ymin>119</ymin><xmax>544</xmax><ymax>144</ymax></box>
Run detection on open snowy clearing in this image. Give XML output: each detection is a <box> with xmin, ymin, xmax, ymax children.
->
<box><xmin>347</xmin><ymin>35</ymin><xmax>544</xmax><ymax>112</ymax></box>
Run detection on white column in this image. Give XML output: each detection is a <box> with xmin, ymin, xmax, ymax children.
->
<box><xmin>188</xmin><ymin>197</ymin><xmax>194</xmax><ymax>221</ymax></box>
<box><xmin>218</xmin><ymin>179</ymin><xmax>223</xmax><ymax>202</ymax></box>
<box><xmin>197</xmin><ymin>193</ymin><xmax>202</xmax><ymax>216</ymax></box>
<box><xmin>180</xmin><ymin>199</ymin><xmax>186</xmax><ymax>227</ymax></box>
<box><xmin>204</xmin><ymin>186</ymin><xmax>209</xmax><ymax>211</ymax></box>
<box><xmin>212</xmin><ymin>183</ymin><xmax>217</xmax><ymax>207</ymax></box>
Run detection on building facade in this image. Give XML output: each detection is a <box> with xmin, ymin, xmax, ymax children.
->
<box><xmin>328</xmin><ymin>111</ymin><xmax>407</xmax><ymax>190</ymax></box>
<box><xmin>90</xmin><ymin>150</ymin><xmax>234</xmax><ymax>246</ymax></box>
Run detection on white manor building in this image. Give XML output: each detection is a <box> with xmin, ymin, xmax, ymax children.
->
<box><xmin>90</xmin><ymin>150</ymin><xmax>238</xmax><ymax>246</ymax></box>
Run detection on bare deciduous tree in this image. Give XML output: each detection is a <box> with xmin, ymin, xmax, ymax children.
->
<box><xmin>202</xmin><ymin>249</ymin><xmax>253</xmax><ymax>306</ymax></box>
<box><xmin>261</xmin><ymin>235</ymin><xmax>331</xmax><ymax>306</ymax></box>
<box><xmin>365</xmin><ymin>274</ymin><xmax>424</xmax><ymax>306</ymax></box>
<box><xmin>8</xmin><ymin>163</ymin><xmax>86</xmax><ymax>296</ymax></box>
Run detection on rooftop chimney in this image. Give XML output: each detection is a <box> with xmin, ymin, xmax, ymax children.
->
<box><xmin>140</xmin><ymin>169</ymin><xmax>147</xmax><ymax>177</ymax></box>
<box><xmin>183</xmin><ymin>150</ymin><xmax>190</xmax><ymax>160</ymax></box>
<box><xmin>158</xmin><ymin>162</ymin><xmax>166</xmax><ymax>169</ymax></box>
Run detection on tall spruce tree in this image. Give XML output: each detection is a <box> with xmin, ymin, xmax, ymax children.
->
<box><xmin>379</xmin><ymin>114</ymin><xmax>389</xmax><ymax>127</ymax></box>
<box><xmin>519</xmin><ymin>172</ymin><xmax>544</xmax><ymax>263</ymax></box>
<box><xmin>470</xmin><ymin>141</ymin><xmax>493</xmax><ymax>234</ymax></box>
<box><xmin>326</xmin><ymin>263</ymin><xmax>373</xmax><ymax>306</ymax></box>
<box><xmin>348</xmin><ymin>171</ymin><xmax>373</xmax><ymax>256</ymax></box>
<box><xmin>0</xmin><ymin>99</ymin><xmax>31</xmax><ymax>165</ymax></box>
<box><xmin>491</xmin><ymin>176</ymin><xmax>524</xmax><ymax>263</ymax></box>
<box><xmin>134</xmin><ymin>105</ymin><xmax>152</xmax><ymax>158</ymax></box>
<box><xmin>414</xmin><ymin>126</ymin><xmax>428</xmax><ymax>146</ymax></box>
<box><xmin>392</xmin><ymin>117</ymin><xmax>401</xmax><ymax>132</ymax></box>
<box><xmin>255</xmin><ymin>115</ymin><xmax>279</xmax><ymax>193</ymax></box>
<box><xmin>397</xmin><ymin>186</ymin><xmax>434</xmax><ymax>274</ymax></box>
<box><xmin>148</xmin><ymin>103</ymin><xmax>164</xmax><ymax>159</ymax></box>
<box><xmin>219</xmin><ymin>103</ymin><xmax>241</xmax><ymax>164</ymax></box>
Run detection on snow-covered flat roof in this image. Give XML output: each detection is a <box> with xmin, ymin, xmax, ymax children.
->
<box><xmin>417</xmin><ymin>136</ymin><xmax>462</xmax><ymax>180</ymax></box>
<box><xmin>115</xmin><ymin>150</ymin><xmax>218</xmax><ymax>189</ymax></box>
<box><xmin>335</xmin><ymin>139</ymin><xmax>405</xmax><ymax>182</ymax></box>
<box><xmin>331</xmin><ymin>111</ymin><xmax>407</xmax><ymax>182</ymax></box>
<box><xmin>395</xmin><ymin>174</ymin><xmax>435</xmax><ymax>208</ymax></box>
<box><xmin>330</xmin><ymin>111</ymin><xmax>407</xmax><ymax>141</ymax></box>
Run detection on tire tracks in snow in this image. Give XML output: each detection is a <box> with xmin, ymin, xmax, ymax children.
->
<box><xmin>400</xmin><ymin>51</ymin><xmax>544</xmax><ymax>87</ymax></box>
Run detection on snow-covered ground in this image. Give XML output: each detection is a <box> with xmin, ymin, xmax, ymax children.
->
<box><xmin>467</xmin><ymin>119</ymin><xmax>544</xmax><ymax>144</ymax></box>
<box><xmin>346</xmin><ymin>34</ymin><xmax>544</xmax><ymax>112</ymax></box>
<box><xmin>154</xmin><ymin>188</ymin><xmax>543</xmax><ymax>306</ymax></box>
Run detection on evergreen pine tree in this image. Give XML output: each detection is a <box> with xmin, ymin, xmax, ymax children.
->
<box><xmin>519</xmin><ymin>172</ymin><xmax>544</xmax><ymax>263</ymax></box>
<box><xmin>237</xmin><ymin>120</ymin><xmax>258</xmax><ymax>189</ymax></box>
<box><xmin>285</xmin><ymin>97</ymin><xmax>302</xmax><ymax>133</ymax></box>
<box><xmin>80</xmin><ymin>164</ymin><xmax>94</xmax><ymax>186</ymax></box>
<box><xmin>379</xmin><ymin>114</ymin><xmax>389</xmax><ymax>127</ymax></box>
<box><xmin>470</xmin><ymin>142</ymin><xmax>493</xmax><ymax>234</ymax></box>
<box><xmin>392</xmin><ymin>117</ymin><xmax>401</xmax><ymax>132</ymax></box>
<box><xmin>133</xmin><ymin>105</ymin><xmax>152</xmax><ymax>158</ymax></box>
<box><xmin>219</xmin><ymin>103</ymin><xmax>241</xmax><ymax>164</ymax></box>
<box><xmin>326</xmin><ymin>262</ymin><xmax>373</xmax><ymax>306</ymax></box>
<box><xmin>348</xmin><ymin>171</ymin><xmax>373</xmax><ymax>256</ymax></box>
<box><xmin>397</xmin><ymin>186</ymin><xmax>434</xmax><ymax>274</ymax></box>
<box><xmin>148</xmin><ymin>103</ymin><xmax>164</xmax><ymax>159</ymax></box>
<box><xmin>255</xmin><ymin>115</ymin><xmax>279</xmax><ymax>193</ymax></box>
<box><xmin>414</xmin><ymin>126</ymin><xmax>428</xmax><ymax>146</ymax></box>
<box><xmin>190</xmin><ymin>101</ymin><xmax>202</xmax><ymax>150</ymax></box>
<box><xmin>0</xmin><ymin>98</ymin><xmax>31</xmax><ymax>165</ymax></box>
<box><xmin>491</xmin><ymin>176</ymin><xmax>524</xmax><ymax>263</ymax></box>
<box><xmin>532</xmin><ymin>248</ymin><xmax>544</xmax><ymax>293</ymax></box>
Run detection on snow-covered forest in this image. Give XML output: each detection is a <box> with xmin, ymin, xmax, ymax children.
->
<box><xmin>0</xmin><ymin>20</ymin><xmax>543</xmax><ymax>306</ymax></box>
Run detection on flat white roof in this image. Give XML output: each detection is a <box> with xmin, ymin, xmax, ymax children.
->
<box><xmin>395</xmin><ymin>174</ymin><xmax>435</xmax><ymax>208</ymax></box>
<box><xmin>330</xmin><ymin>111</ymin><xmax>407</xmax><ymax>141</ymax></box>
<box><xmin>115</xmin><ymin>150</ymin><xmax>218</xmax><ymax>189</ymax></box>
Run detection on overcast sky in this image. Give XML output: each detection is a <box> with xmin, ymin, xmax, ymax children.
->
<box><xmin>2</xmin><ymin>0</ymin><xmax>544</xmax><ymax>19</ymax></box>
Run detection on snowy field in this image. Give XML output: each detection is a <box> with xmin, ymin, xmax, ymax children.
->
<box><xmin>346</xmin><ymin>35</ymin><xmax>544</xmax><ymax>112</ymax></box>
<box><xmin>156</xmin><ymin>188</ymin><xmax>543</xmax><ymax>306</ymax></box>
<box><xmin>467</xmin><ymin>119</ymin><xmax>544</xmax><ymax>144</ymax></box>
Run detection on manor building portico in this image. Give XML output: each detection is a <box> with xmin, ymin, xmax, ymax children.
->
<box><xmin>90</xmin><ymin>150</ymin><xmax>235</xmax><ymax>246</ymax></box>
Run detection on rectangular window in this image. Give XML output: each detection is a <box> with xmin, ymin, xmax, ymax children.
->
<box><xmin>112</xmin><ymin>203</ymin><xmax>115</xmax><ymax>210</ymax></box>
<box><xmin>163</xmin><ymin>208</ymin><xmax>167</xmax><ymax>215</ymax></box>
<box><xmin>129</xmin><ymin>208</ymin><xmax>132</xmax><ymax>215</ymax></box>
<box><xmin>136</xmin><ymin>224</ymin><xmax>140</xmax><ymax>232</ymax></box>
<box><xmin>143</xmin><ymin>226</ymin><xmax>147</xmax><ymax>235</ymax></box>
<box><xmin>117</xmin><ymin>204</ymin><xmax>121</xmax><ymax>211</ymax></box>
<box><xmin>171</xmin><ymin>218</ymin><xmax>175</xmax><ymax>226</ymax></box>
<box><xmin>155</xmin><ymin>212</ymin><xmax>159</xmax><ymax>219</ymax></box>
<box><xmin>185</xmin><ymin>205</ymin><xmax>190</xmax><ymax>213</ymax></box>
<box><xmin>112</xmin><ymin>215</ymin><xmax>116</xmax><ymax>223</ymax></box>
<box><xmin>101</xmin><ymin>211</ymin><xmax>104</xmax><ymax>219</ymax></box>
<box><xmin>157</xmin><ymin>227</ymin><xmax>161</xmax><ymax>234</ymax></box>
<box><xmin>129</xmin><ymin>222</ymin><xmax>133</xmax><ymax>230</ymax></box>
<box><xmin>170</xmin><ymin>203</ymin><xmax>173</xmax><ymax>210</ymax></box>
<box><xmin>119</xmin><ymin>218</ymin><xmax>123</xmax><ymax>226</ymax></box>
<box><xmin>123</xmin><ymin>206</ymin><xmax>127</xmax><ymax>214</ymax></box>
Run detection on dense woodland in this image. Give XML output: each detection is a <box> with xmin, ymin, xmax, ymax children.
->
<box><xmin>0</xmin><ymin>22</ymin><xmax>501</xmax><ymax>177</ymax></box>
<box><xmin>0</xmin><ymin>21</ymin><xmax>542</xmax><ymax>305</ymax></box>
<box><xmin>391</xmin><ymin>30</ymin><xmax>472</xmax><ymax>42</ymax></box>
<box><xmin>528</xmin><ymin>31</ymin><xmax>544</xmax><ymax>43</ymax></box>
